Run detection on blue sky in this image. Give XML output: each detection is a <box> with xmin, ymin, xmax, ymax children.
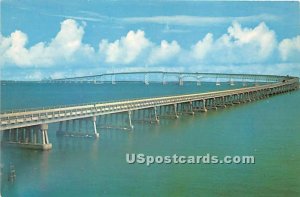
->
<box><xmin>1</xmin><ymin>0</ymin><xmax>299</xmax><ymax>80</ymax></box>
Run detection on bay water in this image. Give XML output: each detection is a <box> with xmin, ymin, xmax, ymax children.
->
<box><xmin>1</xmin><ymin>82</ymin><xmax>299</xmax><ymax>196</ymax></box>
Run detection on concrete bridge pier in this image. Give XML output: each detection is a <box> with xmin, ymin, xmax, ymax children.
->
<box><xmin>216</xmin><ymin>78</ymin><xmax>221</xmax><ymax>86</ymax></box>
<box><xmin>92</xmin><ymin>116</ymin><xmax>100</xmax><ymax>138</ymax></box>
<box><xmin>260</xmin><ymin>90</ymin><xmax>267</xmax><ymax>99</ymax></box>
<box><xmin>245</xmin><ymin>92</ymin><xmax>251</xmax><ymax>102</ymax></box>
<box><xmin>249</xmin><ymin>91</ymin><xmax>256</xmax><ymax>101</ymax></box>
<box><xmin>216</xmin><ymin>96</ymin><xmax>226</xmax><ymax>108</ymax></box>
<box><xmin>191</xmin><ymin>100</ymin><xmax>200</xmax><ymax>112</ymax></box>
<box><xmin>211</xmin><ymin>98</ymin><xmax>218</xmax><ymax>110</ymax></box>
<box><xmin>1</xmin><ymin>124</ymin><xmax>52</xmax><ymax>150</ymax></box>
<box><xmin>257</xmin><ymin>90</ymin><xmax>264</xmax><ymax>99</ymax></box>
<box><xmin>232</xmin><ymin>94</ymin><xmax>241</xmax><ymax>104</ymax></box>
<box><xmin>239</xmin><ymin>93</ymin><xmax>247</xmax><ymax>103</ymax></box>
<box><xmin>159</xmin><ymin>104</ymin><xmax>179</xmax><ymax>118</ymax></box>
<box><xmin>229</xmin><ymin>78</ymin><xmax>235</xmax><ymax>86</ymax></box>
<box><xmin>162</xmin><ymin>74</ymin><xmax>167</xmax><ymax>85</ymax></box>
<box><xmin>206</xmin><ymin>98</ymin><xmax>217</xmax><ymax>110</ymax></box>
<box><xmin>111</xmin><ymin>75</ymin><xmax>116</xmax><ymax>85</ymax></box>
<box><xmin>179</xmin><ymin>75</ymin><xmax>184</xmax><ymax>86</ymax></box>
<box><xmin>200</xmin><ymin>99</ymin><xmax>208</xmax><ymax>112</ymax></box>
<box><xmin>132</xmin><ymin>107</ymin><xmax>159</xmax><ymax>124</ymax></box>
<box><xmin>173</xmin><ymin>104</ymin><xmax>179</xmax><ymax>118</ymax></box>
<box><xmin>153</xmin><ymin>106</ymin><xmax>159</xmax><ymax>123</ymax></box>
<box><xmin>40</xmin><ymin>124</ymin><xmax>51</xmax><ymax>145</ymax></box>
<box><xmin>265</xmin><ymin>89</ymin><xmax>271</xmax><ymax>97</ymax></box>
<box><xmin>128</xmin><ymin>111</ymin><xmax>134</xmax><ymax>130</ymax></box>
<box><xmin>242</xmin><ymin>78</ymin><xmax>248</xmax><ymax>87</ymax></box>
<box><xmin>224</xmin><ymin>95</ymin><xmax>233</xmax><ymax>106</ymax></box>
<box><xmin>144</xmin><ymin>74</ymin><xmax>149</xmax><ymax>85</ymax></box>
<box><xmin>56</xmin><ymin>118</ymin><xmax>99</xmax><ymax>138</ymax></box>
<box><xmin>148</xmin><ymin>106</ymin><xmax>160</xmax><ymax>123</ymax></box>
<box><xmin>196</xmin><ymin>76</ymin><xmax>201</xmax><ymax>86</ymax></box>
<box><xmin>180</xmin><ymin>102</ymin><xmax>195</xmax><ymax>115</ymax></box>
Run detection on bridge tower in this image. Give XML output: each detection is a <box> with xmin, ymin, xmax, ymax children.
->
<box><xmin>196</xmin><ymin>76</ymin><xmax>202</xmax><ymax>86</ymax></box>
<box><xmin>144</xmin><ymin>73</ymin><xmax>149</xmax><ymax>85</ymax></box>
<box><xmin>229</xmin><ymin>78</ymin><xmax>235</xmax><ymax>86</ymax></box>
<box><xmin>179</xmin><ymin>75</ymin><xmax>184</xmax><ymax>86</ymax></box>
<box><xmin>111</xmin><ymin>74</ymin><xmax>116</xmax><ymax>85</ymax></box>
<box><xmin>162</xmin><ymin>74</ymin><xmax>167</xmax><ymax>85</ymax></box>
<box><xmin>216</xmin><ymin>77</ymin><xmax>221</xmax><ymax>86</ymax></box>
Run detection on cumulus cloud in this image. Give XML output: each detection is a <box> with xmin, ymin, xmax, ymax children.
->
<box><xmin>148</xmin><ymin>40</ymin><xmax>181</xmax><ymax>65</ymax></box>
<box><xmin>190</xmin><ymin>33</ymin><xmax>213</xmax><ymax>60</ymax></box>
<box><xmin>1</xmin><ymin>19</ymin><xmax>300</xmax><ymax>79</ymax></box>
<box><xmin>0</xmin><ymin>19</ymin><xmax>95</xmax><ymax>67</ymax></box>
<box><xmin>279</xmin><ymin>35</ymin><xmax>300</xmax><ymax>61</ymax></box>
<box><xmin>188</xmin><ymin>22</ymin><xmax>277</xmax><ymax>64</ymax></box>
<box><xmin>99</xmin><ymin>30</ymin><xmax>151</xmax><ymax>64</ymax></box>
<box><xmin>226</xmin><ymin>22</ymin><xmax>276</xmax><ymax>60</ymax></box>
<box><xmin>0</xmin><ymin>31</ymin><xmax>31</xmax><ymax>66</ymax></box>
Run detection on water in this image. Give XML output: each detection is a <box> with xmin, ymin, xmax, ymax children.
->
<box><xmin>1</xmin><ymin>82</ymin><xmax>300</xmax><ymax>196</ymax></box>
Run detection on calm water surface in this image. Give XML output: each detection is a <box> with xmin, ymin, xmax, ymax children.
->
<box><xmin>1</xmin><ymin>82</ymin><xmax>299</xmax><ymax>197</ymax></box>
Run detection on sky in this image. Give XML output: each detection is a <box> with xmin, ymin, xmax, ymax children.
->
<box><xmin>0</xmin><ymin>0</ymin><xmax>300</xmax><ymax>80</ymax></box>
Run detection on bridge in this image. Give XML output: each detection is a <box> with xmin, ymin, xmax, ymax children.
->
<box><xmin>46</xmin><ymin>71</ymin><xmax>284</xmax><ymax>85</ymax></box>
<box><xmin>1</xmin><ymin>73</ymin><xmax>299</xmax><ymax>150</ymax></box>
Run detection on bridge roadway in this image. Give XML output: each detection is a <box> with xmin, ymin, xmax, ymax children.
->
<box><xmin>0</xmin><ymin>75</ymin><xmax>299</xmax><ymax>150</ymax></box>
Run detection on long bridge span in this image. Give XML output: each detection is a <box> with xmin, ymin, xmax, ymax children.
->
<box><xmin>1</xmin><ymin>73</ymin><xmax>299</xmax><ymax>150</ymax></box>
<box><xmin>48</xmin><ymin>71</ymin><xmax>284</xmax><ymax>85</ymax></box>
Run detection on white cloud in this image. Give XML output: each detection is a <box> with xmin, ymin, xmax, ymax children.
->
<box><xmin>50</xmin><ymin>72</ymin><xmax>66</xmax><ymax>79</ymax></box>
<box><xmin>99</xmin><ymin>30</ymin><xmax>151</xmax><ymax>64</ymax></box>
<box><xmin>51</xmin><ymin>15</ymin><xmax>104</xmax><ymax>22</ymax></box>
<box><xmin>25</xmin><ymin>70</ymin><xmax>43</xmax><ymax>80</ymax></box>
<box><xmin>187</xmin><ymin>22</ymin><xmax>277</xmax><ymax>64</ymax></box>
<box><xmin>1</xmin><ymin>31</ymin><xmax>31</xmax><ymax>66</ymax></box>
<box><xmin>1</xmin><ymin>19</ymin><xmax>300</xmax><ymax>79</ymax></box>
<box><xmin>148</xmin><ymin>40</ymin><xmax>181</xmax><ymax>65</ymax></box>
<box><xmin>226</xmin><ymin>21</ymin><xmax>276</xmax><ymax>60</ymax></box>
<box><xmin>279</xmin><ymin>35</ymin><xmax>300</xmax><ymax>61</ymax></box>
<box><xmin>0</xmin><ymin>19</ymin><xmax>95</xmax><ymax>67</ymax></box>
<box><xmin>121</xmin><ymin>14</ymin><xmax>279</xmax><ymax>26</ymax></box>
<box><xmin>45</xmin><ymin>11</ymin><xmax>278</xmax><ymax>27</ymax></box>
<box><xmin>191</xmin><ymin>33</ymin><xmax>213</xmax><ymax>60</ymax></box>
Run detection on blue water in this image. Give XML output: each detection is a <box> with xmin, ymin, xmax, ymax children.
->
<box><xmin>1</xmin><ymin>82</ymin><xmax>244</xmax><ymax>111</ymax></box>
<box><xmin>1</xmin><ymin>82</ymin><xmax>300</xmax><ymax>197</ymax></box>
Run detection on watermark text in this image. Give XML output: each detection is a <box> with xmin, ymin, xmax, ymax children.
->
<box><xmin>126</xmin><ymin>153</ymin><xmax>255</xmax><ymax>166</ymax></box>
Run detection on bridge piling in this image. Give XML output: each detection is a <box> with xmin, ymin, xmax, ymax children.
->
<box><xmin>179</xmin><ymin>75</ymin><xmax>184</xmax><ymax>86</ymax></box>
<box><xmin>174</xmin><ymin>104</ymin><xmax>179</xmax><ymax>118</ymax></box>
<box><xmin>1</xmin><ymin>124</ymin><xmax>52</xmax><ymax>150</ymax></box>
<box><xmin>92</xmin><ymin>116</ymin><xmax>100</xmax><ymax>138</ymax></box>
<box><xmin>128</xmin><ymin>111</ymin><xmax>134</xmax><ymax>129</ymax></box>
<box><xmin>132</xmin><ymin>107</ymin><xmax>159</xmax><ymax>124</ymax></box>
<box><xmin>211</xmin><ymin>98</ymin><xmax>218</xmax><ymax>110</ymax></box>
<box><xmin>56</xmin><ymin>118</ymin><xmax>99</xmax><ymax>138</ymax></box>
<box><xmin>180</xmin><ymin>102</ymin><xmax>195</xmax><ymax>115</ymax></box>
<box><xmin>153</xmin><ymin>106</ymin><xmax>159</xmax><ymax>123</ymax></box>
<box><xmin>200</xmin><ymin>99</ymin><xmax>208</xmax><ymax>112</ymax></box>
<box><xmin>158</xmin><ymin>104</ymin><xmax>179</xmax><ymax>119</ymax></box>
<box><xmin>162</xmin><ymin>74</ymin><xmax>167</xmax><ymax>85</ymax></box>
<box><xmin>144</xmin><ymin>74</ymin><xmax>149</xmax><ymax>85</ymax></box>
